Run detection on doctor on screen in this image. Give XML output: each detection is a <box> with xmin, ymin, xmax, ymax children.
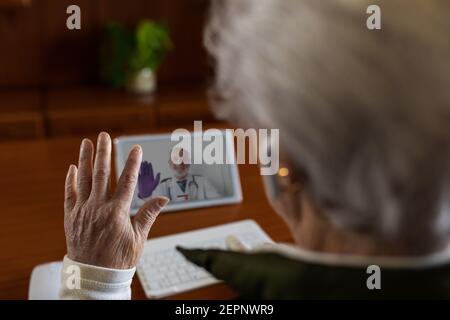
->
<box><xmin>137</xmin><ymin>148</ymin><xmax>220</xmax><ymax>204</ymax></box>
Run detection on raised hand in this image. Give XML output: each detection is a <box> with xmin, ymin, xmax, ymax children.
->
<box><xmin>138</xmin><ymin>161</ymin><xmax>161</xmax><ymax>199</ymax></box>
<box><xmin>64</xmin><ymin>132</ymin><xmax>169</xmax><ymax>269</ymax></box>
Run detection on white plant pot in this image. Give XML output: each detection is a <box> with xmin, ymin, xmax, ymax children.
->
<box><xmin>127</xmin><ymin>68</ymin><xmax>157</xmax><ymax>95</ymax></box>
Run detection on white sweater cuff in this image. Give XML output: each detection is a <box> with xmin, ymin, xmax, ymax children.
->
<box><xmin>59</xmin><ymin>255</ymin><xmax>136</xmax><ymax>300</ymax></box>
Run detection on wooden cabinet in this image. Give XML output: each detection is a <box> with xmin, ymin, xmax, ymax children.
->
<box><xmin>0</xmin><ymin>0</ymin><xmax>208</xmax><ymax>88</ymax></box>
<box><xmin>45</xmin><ymin>85</ymin><xmax>218</xmax><ymax>137</ymax></box>
<box><xmin>47</xmin><ymin>106</ymin><xmax>157</xmax><ymax>137</ymax></box>
<box><xmin>156</xmin><ymin>85</ymin><xmax>216</xmax><ymax>127</ymax></box>
<box><xmin>0</xmin><ymin>0</ymin><xmax>214</xmax><ymax>140</ymax></box>
<box><xmin>0</xmin><ymin>112</ymin><xmax>44</xmax><ymax>140</ymax></box>
<box><xmin>0</xmin><ymin>85</ymin><xmax>219</xmax><ymax>140</ymax></box>
<box><xmin>0</xmin><ymin>0</ymin><xmax>32</xmax><ymax>7</ymax></box>
<box><xmin>46</xmin><ymin>88</ymin><xmax>157</xmax><ymax>137</ymax></box>
<box><xmin>0</xmin><ymin>90</ymin><xmax>44</xmax><ymax>141</ymax></box>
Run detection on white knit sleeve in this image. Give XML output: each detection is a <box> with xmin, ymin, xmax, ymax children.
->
<box><xmin>59</xmin><ymin>256</ymin><xmax>136</xmax><ymax>300</ymax></box>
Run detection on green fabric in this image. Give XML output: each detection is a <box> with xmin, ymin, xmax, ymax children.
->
<box><xmin>177</xmin><ymin>247</ymin><xmax>450</xmax><ymax>299</ymax></box>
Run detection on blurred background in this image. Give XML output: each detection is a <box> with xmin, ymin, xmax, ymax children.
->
<box><xmin>0</xmin><ymin>0</ymin><xmax>219</xmax><ymax>141</ymax></box>
<box><xmin>0</xmin><ymin>0</ymin><xmax>298</xmax><ymax>300</ymax></box>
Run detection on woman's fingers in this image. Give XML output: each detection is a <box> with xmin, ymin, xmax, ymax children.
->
<box><xmin>133</xmin><ymin>196</ymin><xmax>169</xmax><ymax>238</ymax></box>
<box><xmin>77</xmin><ymin>138</ymin><xmax>94</xmax><ymax>203</ymax></box>
<box><xmin>64</xmin><ymin>164</ymin><xmax>78</xmax><ymax>213</ymax></box>
<box><xmin>92</xmin><ymin>132</ymin><xmax>112</xmax><ymax>200</ymax></box>
<box><xmin>113</xmin><ymin>145</ymin><xmax>142</xmax><ymax>208</ymax></box>
<box><xmin>226</xmin><ymin>235</ymin><xmax>249</xmax><ymax>252</ymax></box>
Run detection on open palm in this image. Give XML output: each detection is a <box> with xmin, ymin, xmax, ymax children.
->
<box><xmin>138</xmin><ymin>161</ymin><xmax>161</xmax><ymax>199</ymax></box>
<box><xmin>64</xmin><ymin>132</ymin><xmax>169</xmax><ymax>269</ymax></box>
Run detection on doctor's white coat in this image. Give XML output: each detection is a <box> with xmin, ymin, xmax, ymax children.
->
<box><xmin>136</xmin><ymin>174</ymin><xmax>220</xmax><ymax>205</ymax></box>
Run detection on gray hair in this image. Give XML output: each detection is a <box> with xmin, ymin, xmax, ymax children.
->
<box><xmin>205</xmin><ymin>0</ymin><xmax>450</xmax><ymax>251</ymax></box>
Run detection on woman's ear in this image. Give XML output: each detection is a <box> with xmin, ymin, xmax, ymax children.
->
<box><xmin>274</xmin><ymin>181</ymin><xmax>305</xmax><ymax>233</ymax></box>
<box><xmin>276</xmin><ymin>186</ymin><xmax>334</xmax><ymax>248</ymax></box>
<box><xmin>262</xmin><ymin>169</ymin><xmax>304</xmax><ymax>233</ymax></box>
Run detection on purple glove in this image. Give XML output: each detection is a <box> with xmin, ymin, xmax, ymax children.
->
<box><xmin>137</xmin><ymin>161</ymin><xmax>161</xmax><ymax>199</ymax></box>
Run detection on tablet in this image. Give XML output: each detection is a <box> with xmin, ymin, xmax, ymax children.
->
<box><xmin>114</xmin><ymin>130</ymin><xmax>243</xmax><ymax>214</ymax></box>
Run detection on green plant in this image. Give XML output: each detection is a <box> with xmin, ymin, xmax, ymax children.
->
<box><xmin>99</xmin><ymin>20</ymin><xmax>172</xmax><ymax>88</ymax></box>
<box><xmin>130</xmin><ymin>20</ymin><xmax>172</xmax><ymax>72</ymax></box>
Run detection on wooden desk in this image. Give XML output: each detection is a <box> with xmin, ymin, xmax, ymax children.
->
<box><xmin>0</xmin><ymin>129</ymin><xmax>293</xmax><ymax>300</ymax></box>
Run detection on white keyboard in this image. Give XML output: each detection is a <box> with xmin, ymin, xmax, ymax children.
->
<box><xmin>137</xmin><ymin>220</ymin><xmax>273</xmax><ymax>299</ymax></box>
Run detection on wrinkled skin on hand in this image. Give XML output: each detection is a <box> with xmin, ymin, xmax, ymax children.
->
<box><xmin>64</xmin><ymin>132</ymin><xmax>169</xmax><ymax>269</ymax></box>
<box><xmin>138</xmin><ymin>161</ymin><xmax>161</xmax><ymax>199</ymax></box>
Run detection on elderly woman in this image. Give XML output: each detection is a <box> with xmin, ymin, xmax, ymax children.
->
<box><xmin>60</xmin><ymin>0</ymin><xmax>450</xmax><ymax>299</ymax></box>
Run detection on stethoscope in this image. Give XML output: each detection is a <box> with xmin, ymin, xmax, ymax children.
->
<box><xmin>167</xmin><ymin>176</ymin><xmax>199</xmax><ymax>201</ymax></box>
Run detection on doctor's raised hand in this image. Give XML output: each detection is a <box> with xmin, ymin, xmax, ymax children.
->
<box><xmin>64</xmin><ymin>132</ymin><xmax>169</xmax><ymax>269</ymax></box>
<box><xmin>138</xmin><ymin>161</ymin><xmax>161</xmax><ymax>199</ymax></box>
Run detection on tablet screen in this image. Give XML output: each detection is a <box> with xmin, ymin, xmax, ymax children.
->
<box><xmin>114</xmin><ymin>130</ymin><xmax>242</xmax><ymax>213</ymax></box>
